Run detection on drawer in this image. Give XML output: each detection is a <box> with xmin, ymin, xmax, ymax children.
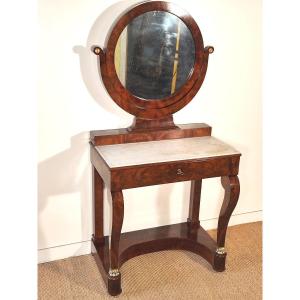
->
<box><xmin>110</xmin><ymin>155</ymin><xmax>240</xmax><ymax>190</ymax></box>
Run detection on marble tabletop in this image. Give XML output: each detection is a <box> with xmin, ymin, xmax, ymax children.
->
<box><xmin>96</xmin><ymin>136</ymin><xmax>240</xmax><ymax>168</ymax></box>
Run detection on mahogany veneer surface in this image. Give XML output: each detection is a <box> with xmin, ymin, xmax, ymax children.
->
<box><xmin>88</xmin><ymin>0</ymin><xmax>239</xmax><ymax>296</ymax></box>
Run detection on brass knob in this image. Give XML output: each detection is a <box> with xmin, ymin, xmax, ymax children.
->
<box><xmin>177</xmin><ymin>169</ymin><xmax>184</xmax><ymax>175</ymax></box>
<box><xmin>93</xmin><ymin>47</ymin><xmax>101</xmax><ymax>55</ymax></box>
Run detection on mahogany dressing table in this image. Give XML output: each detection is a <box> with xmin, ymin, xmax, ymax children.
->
<box><xmin>88</xmin><ymin>1</ymin><xmax>241</xmax><ymax>296</ymax></box>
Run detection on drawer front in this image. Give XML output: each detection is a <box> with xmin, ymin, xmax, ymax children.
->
<box><xmin>111</xmin><ymin>155</ymin><xmax>240</xmax><ymax>190</ymax></box>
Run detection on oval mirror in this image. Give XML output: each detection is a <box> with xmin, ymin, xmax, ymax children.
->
<box><xmin>114</xmin><ymin>11</ymin><xmax>196</xmax><ymax>100</ymax></box>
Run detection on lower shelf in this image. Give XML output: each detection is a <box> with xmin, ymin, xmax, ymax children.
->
<box><xmin>92</xmin><ymin>222</ymin><xmax>227</xmax><ymax>292</ymax></box>
<box><xmin>118</xmin><ymin>222</ymin><xmax>218</xmax><ymax>266</ymax></box>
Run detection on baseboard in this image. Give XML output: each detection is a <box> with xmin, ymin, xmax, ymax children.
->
<box><xmin>38</xmin><ymin>240</ymin><xmax>91</xmax><ymax>264</ymax></box>
<box><xmin>38</xmin><ymin>210</ymin><xmax>262</xmax><ymax>264</ymax></box>
<box><xmin>200</xmin><ymin>210</ymin><xmax>262</xmax><ymax>230</ymax></box>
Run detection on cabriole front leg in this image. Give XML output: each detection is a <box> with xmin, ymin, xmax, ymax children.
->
<box><xmin>108</xmin><ymin>191</ymin><xmax>124</xmax><ymax>296</ymax></box>
<box><xmin>213</xmin><ymin>175</ymin><xmax>240</xmax><ymax>271</ymax></box>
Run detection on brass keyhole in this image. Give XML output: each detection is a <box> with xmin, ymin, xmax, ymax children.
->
<box><xmin>177</xmin><ymin>168</ymin><xmax>184</xmax><ymax>175</ymax></box>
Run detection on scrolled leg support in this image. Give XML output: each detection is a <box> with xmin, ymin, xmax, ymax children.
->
<box><xmin>108</xmin><ymin>191</ymin><xmax>124</xmax><ymax>296</ymax></box>
<box><xmin>213</xmin><ymin>176</ymin><xmax>240</xmax><ymax>272</ymax></box>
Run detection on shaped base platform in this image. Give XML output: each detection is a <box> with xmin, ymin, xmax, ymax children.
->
<box><xmin>92</xmin><ymin>222</ymin><xmax>226</xmax><ymax>296</ymax></box>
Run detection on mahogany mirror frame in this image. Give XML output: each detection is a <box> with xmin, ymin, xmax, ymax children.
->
<box><xmin>92</xmin><ymin>1</ymin><xmax>214</xmax><ymax>130</ymax></box>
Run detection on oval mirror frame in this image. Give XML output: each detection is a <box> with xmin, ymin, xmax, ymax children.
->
<box><xmin>93</xmin><ymin>1</ymin><xmax>214</xmax><ymax>120</ymax></box>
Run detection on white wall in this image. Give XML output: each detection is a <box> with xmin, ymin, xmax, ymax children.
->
<box><xmin>38</xmin><ymin>0</ymin><xmax>262</xmax><ymax>263</ymax></box>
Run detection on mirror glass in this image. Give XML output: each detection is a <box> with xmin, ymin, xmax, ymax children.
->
<box><xmin>114</xmin><ymin>11</ymin><xmax>195</xmax><ymax>100</ymax></box>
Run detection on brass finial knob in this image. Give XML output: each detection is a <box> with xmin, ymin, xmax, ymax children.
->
<box><xmin>208</xmin><ymin>46</ymin><xmax>214</xmax><ymax>54</ymax></box>
<box><xmin>93</xmin><ymin>47</ymin><xmax>101</xmax><ymax>55</ymax></box>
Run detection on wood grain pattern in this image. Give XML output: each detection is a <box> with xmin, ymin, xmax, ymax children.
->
<box><xmin>110</xmin><ymin>191</ymin><xmax>124</xmax><ymax>271</ymax></box>
<box><xmin>90</xmin><ymin>144</ymin><xmax>111</xmax><ymax>189</ymax></box>
<box><xmin>107</xmin><ymin>191</ymin><xmax>124</xmax><ymax>295</ymax></box>
<box><xmin>90</xmin><ymin>128</ymin><xmax>241</xmax><ymax>295</ymax></box>
<box><xmin>110</xmin><ymin>155</ymin><xmax>240</xmax><ymax>191</ymax></box>
<box><xmin>91</xmin><ymin>222</ymin><xmax>220</xmax><ymax>293</ymax></box>
<box><xmin>91</xmin><ymin>148</ymin><xmax>241</xmax><ymax>295</ymax></box>
<box><xmin>91</xmin><ymin>123</ymin><xmax>212</xmax><ymax>146</ymax></box>
<box><xmin>118</xmin><ymin>222</ymin><xmax>217</xmax><ymax>266</ymax></box>
<box><xmin>218</xmin><ymin>176</ymin><xmax>240</xmax><ymax>247</ymax></box>
<box><xmin>88</xmin><ymin>1</ymin><xmax>239</xmax><ymax>296</ymax></box>
<box><xmin>128</xmin><ymin>115</ymin><xmax>178</xmax><ymax>132</ymax></box>
<box><xmin>188</xmin><ymin>180</ymin><xmax>202</xmax><ymax>231</ymax></box>
<box><xmin>92</xmin><ymin>1</ymin><xmax>214</xmax><ymax>124</ymax></box>
<box><xmin>93</xmin><ymin>167</ymin><xmax>104</xmax><ymax>241</ymax></box>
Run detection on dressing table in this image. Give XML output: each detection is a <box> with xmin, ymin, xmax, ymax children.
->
<box><xmin>89</xmin><ymin>1</ymin><xmax>241</xmax><ymax>296</ymax></box>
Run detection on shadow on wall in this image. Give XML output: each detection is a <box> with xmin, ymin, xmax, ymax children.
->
<box><xmin>38</xmin><ymin>132</ymin><xmax>91</xmax><ymax>250</ymax></box>
<box><xmin>73</xmin><ymin>0</ymin><xmax>141</xmax><ymax>121</ymax></box>
<box><xmin>38</xmin><ymin>1</ymin><xmax>141</xmax><ymax>251</ymax></box>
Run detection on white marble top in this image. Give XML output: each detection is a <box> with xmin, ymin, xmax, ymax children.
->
<box><xmin>96</xmin><ymin>136</ymin><xmax>240</xmax><ymax>168</ymax></box>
